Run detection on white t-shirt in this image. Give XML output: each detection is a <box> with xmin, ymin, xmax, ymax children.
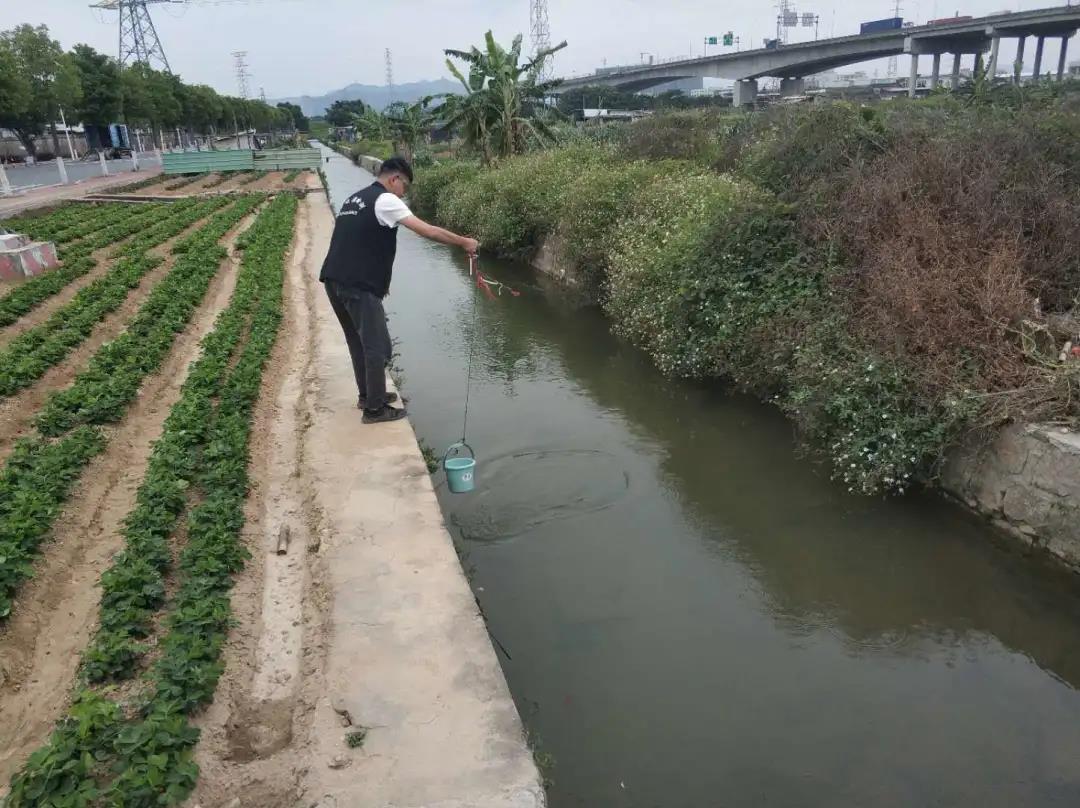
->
<box><xmin>375</xmin><ymin>193</ymin><xmax>413</xmax><ymax>228</ymax></box>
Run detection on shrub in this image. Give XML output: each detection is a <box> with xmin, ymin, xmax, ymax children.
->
<box><xmin>783</xmin><ymin>320</ymin><xmax>975</xmax><ymax>495</ymax></box>
<box><xmin>409</xmin><ymin>160</ymin><xmax>481</xmax><ymax>217</ymax></box>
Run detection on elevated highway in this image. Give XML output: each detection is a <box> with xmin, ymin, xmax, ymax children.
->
<box><xmin>556</xmin><ymin>5</ymin><xmax>1080</xmax><ymax>104</ymax></box>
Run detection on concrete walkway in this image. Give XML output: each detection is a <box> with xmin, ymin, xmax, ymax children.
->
<box><xmin>300</xmin><ymin>194</ymin><xmax>545</xmax><ymax>808</ymax></box>
<box><xmin>0</xmin><ymin>166</ymin><xmax>162</xmax><ymax>219</ymax></box>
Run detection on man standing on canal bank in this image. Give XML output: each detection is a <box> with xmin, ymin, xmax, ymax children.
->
<box><xmin>320</xmin><ymin>156</ymin><xmax>480</xmax><ymax>424</ymax></box>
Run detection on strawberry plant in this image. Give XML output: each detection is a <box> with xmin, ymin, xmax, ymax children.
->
<box><xmin>6</xmin><ymin>194</ymin><xmax>298</xmax><ymax>806</ymax></box>
<box><xmin>0</xmin><ymin>198</ymin><xmax>228</xmax><ymax>397</ymax></box>
<box><xmin>0</xmin><ymin>197</ymin><xmax>261</xmax><ymax>622</ymax></box>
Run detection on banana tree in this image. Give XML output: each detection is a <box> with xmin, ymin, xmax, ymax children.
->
<box><xmin>443</xmin><ymin>31</ymin><xmax>567</xmax><ymax>164</ymax></box>
<box><xmin>382</xmin><ymin>97</ymin><xmax>437</xmax><ymax>160</ymax></box>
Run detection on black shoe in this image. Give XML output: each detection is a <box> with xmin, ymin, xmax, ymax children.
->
<box><xmin>357</xmin><ymin>392</ymin><xmax>398</xmax><ymax>410</ymax></box>
<box><xmin>362</xmin><ymin>404</ymin><xmax>407</xmax><ymax>424</ymax></box>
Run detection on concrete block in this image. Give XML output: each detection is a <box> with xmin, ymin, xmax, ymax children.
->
<box><xmin>0</xmin><ymin>240</ymin><xmax>60</xmax><ymax>280</ymax></box>
<box><xmin>0</xmin><ymin>233</ymin><xmax>30</xmax><ymax>250</ymax></box>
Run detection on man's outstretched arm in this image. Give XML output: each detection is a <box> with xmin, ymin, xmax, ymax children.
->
<box><xmin>400</xmin><ymin>215</ymin><xmax>479</xmax><ymax>255</ymax></box>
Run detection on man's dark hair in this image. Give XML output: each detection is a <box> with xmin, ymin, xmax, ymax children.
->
<box><xmin>379</xmin><ymin>155</ymin><xmax>414</xmax><ymax>183</ymax></box>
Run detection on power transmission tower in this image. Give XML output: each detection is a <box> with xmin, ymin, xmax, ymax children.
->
<box><xmin>530</xmin><ymin>0</ymin><xmax>553</xmax><ymax>81</ymax></box>
<box><xmin>90</xmin><ymin>0</ymin><xmax>175</xmax><ymax>72</ymax></box>
<box><xmin>233</xmin><ymin>50</ymin><xmax>251</xmax><ymax>99</ymax></box>
<box><xmin>887</xmin><ymin>1</ymin><xmax>903</xmax><ymax>76</ymax></box>
<box><xmin>385</xmin><ymin>48</ymin><xmax>395</xmax><ymax>102</ymax></box>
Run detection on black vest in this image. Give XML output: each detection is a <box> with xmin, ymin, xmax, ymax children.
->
<box><xmin>319</xmin><ymin>181</ymin><xmax>399</xmax><ymax>297</ymax></box>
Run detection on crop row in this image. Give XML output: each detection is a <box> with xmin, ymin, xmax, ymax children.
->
<box><xmin>110</xmin><ymin>174</ymin><xmax>168</xmax><ymax>194</ymax></box>
<box><xmin>0</xmin><ymin>198</ymin><xmax>228</xmax><ymax>397</ymax></box>
<box><xmin>0</xmin><ymin>205</ymin><xmax>170</xmax><ymax>330</ymax></box>
<box><xmin>5</xmin><ymin>194</ymin><xmax>298</xmax><ymax>807</ymax></box>
<box><xmin>0</xmin><ymin>196</ymin><xmax>263</xmax><ymax>621</ymax></box>
<box><xmin>3</xmin><ymin>203</ymin><xmax>121</xmax><ymax>244</ymax></box>
<box><xmin>44</xmin><ymin>203</ymin><xmax>160</xmax><ymax>246</ymax></box>
<box><xmin>79</xmin><ymin>194</ymin><xmax>279</xmax><ymax>681</ymax></box>
<box><xmin>201</xmin><ymin>173</ymin><xmax>231</xmax><ymax>189</ymax></box>
<box><xmin>162</xmin><ymin>173</ymin><xmax>206</xmax><ymax>191</ymax></box>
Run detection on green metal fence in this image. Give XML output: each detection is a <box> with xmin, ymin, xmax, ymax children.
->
<box><xmin>163</xmin><ymin>148</ymin><xmax>320</xmax><ymax>175</ymax></box>
<box><xmin>254</xmin><ymin>149</ymin><xmax>322</xmax><ymax>171</ymax></box>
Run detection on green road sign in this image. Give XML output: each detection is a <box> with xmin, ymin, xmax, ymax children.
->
<box><xmin>723</xmin><ymin>32</ymin><xmax>734</xmax><ymax>46</ymax></box>
<box><xmin>707</xmin><ymin>36</ymin><xmax>718</xmax><ymax>45</ymax></box>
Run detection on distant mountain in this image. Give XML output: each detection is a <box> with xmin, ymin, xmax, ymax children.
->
<box><xmin>274</xmin><ymin>79</ymin><xmax>460</xmax><ymax>117</ymax></box>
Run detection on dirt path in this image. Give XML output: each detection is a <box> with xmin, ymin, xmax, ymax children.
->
<box><xmin>188</xmin><ymin>194</ymin><xmax>332</xmax><ymax>808</ymax></box>
<box><xmin>0</xmin><ymin>206</ymin><xmax>262</xmax><ymax>789</ymax></box>
<box><xmin>0</xmin><ymin>212</ymin><xmax>219</xmax><ymax>462</ymax></box>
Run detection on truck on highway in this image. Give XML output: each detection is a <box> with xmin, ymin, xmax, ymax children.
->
<box><xmin>928</xmin><ymin>15</ymin><xmax>974</xmax><ymax>25</ymax></box>
<box><xmin>860</xmin><ymin>17</ymin><xmax>904</xmax><ymax>35</ymax></box>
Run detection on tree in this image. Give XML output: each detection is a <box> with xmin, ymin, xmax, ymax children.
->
<box><xmin>70</xmin><ymin>44</ymin><xmax>121</xmax><ymax>125</ymax></box>
<box><xmin>444</xmin><ymin>31</ymin><xmax>566</xmax><ymax>164</ymax></box>
<box><xmin>352</xmin><ymin>106</ymin><xmax>391</xmax><ymax>140</ymax></box>
<box><xmin>326</xmin><ymin>98</ymin><xmax>367</xmax><ymax>127</ymax></box>
<box><xmin>382</xmin><ymin>98</ymin><xmax>437</xmax><ymax>160</ymax></box>
<box><xmin>0</xmin><ymin>24</ymin><xmax>81</xmax><ymax>158</ymax></box>
<box><xmin>185</xmin><ymin>84</ymin><xmax>223</xmax><ymax>140</ymax></box>
<box><xmin>0</xmin><ymin>39</ymin><xmax>31</xmax><ymax>140</ymax></box>
<box><xmin>276</xmin><ymin>101</ymin><xmax>309</xmax><ymax>132</ymax></box>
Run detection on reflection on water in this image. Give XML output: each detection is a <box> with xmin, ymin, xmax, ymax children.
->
<box><xmin>317</xmin><ymin>143</ymin><xmax>1080</xmax><ymax>808</ymax></box>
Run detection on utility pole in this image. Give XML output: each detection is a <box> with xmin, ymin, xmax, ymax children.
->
<box><xmin>385</xmin><ymin>48</ymin><xmax>395</xmax><ymax>102</ymax></box>
<box><xmin>530</xmin><ymin>0</ymin><xmax>553</xmax><ymax>81</ymax></box>
<box><xmin>90</xmin><ymin>0</ymin><xmax>174</xmax><ymax>72</ymax></box>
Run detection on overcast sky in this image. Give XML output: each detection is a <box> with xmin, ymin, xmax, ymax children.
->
<box><xmin>16</xmin><ymin>0</ymin><xmax>1074</xmax><ymax>98</ymax></box>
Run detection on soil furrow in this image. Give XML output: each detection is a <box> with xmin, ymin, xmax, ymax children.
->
<box><xmin>188</xmin><ymin>196</ymin><xmax>331</xmax><ymax>808</ymax></box>
<box><xmin>0</xmin><ymin>212</ymin><xmax>220</xmax><ymax>461</ymax></box>
<box><xmin>0</xmin><ymin>240</ymin><xmax>133</xmax><ymax>351</ymax></box>
<box><xmin>0</xmin><ymin>206</ymin><xmax>261</xmax><ymax>790</ymax></box>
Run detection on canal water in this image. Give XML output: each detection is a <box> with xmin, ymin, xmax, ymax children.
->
<box><xmin>317</xmin><ymin>145</ymin><xmax>1080</xmax><ymax>807</ymax></box>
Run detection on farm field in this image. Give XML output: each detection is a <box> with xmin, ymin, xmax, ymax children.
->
<box><xmin>0</xmin><ymin>192</ymin><xmax>313</xmax><ymax>805</ymax></box>
<box><xmin>113</xmin><ymin>169</ymin><xmax>320</xmax><ymax>198</ymax></box>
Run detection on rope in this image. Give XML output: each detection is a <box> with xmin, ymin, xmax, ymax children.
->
<box><xmin>461</xmin><ymin>254</ymin><xmax>480</xmax><ymax>443</ymax></box>
<box><xmin>459</xmin><ymin>255</ymin><xmax>521</xmax><ymax>444</ymax></box>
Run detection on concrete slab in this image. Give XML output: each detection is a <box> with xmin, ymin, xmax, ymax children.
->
<box><xmin>300</xmin><ymin>194</ymin><xmax>545</xmax><ymax>808</ymax></box>
<box><xmin>0</xmin><ymin>240</ymin><xmax>59</xmax><ymax>280</ymax></box>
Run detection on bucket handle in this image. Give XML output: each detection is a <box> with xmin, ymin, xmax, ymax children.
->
<box><xmin>443</xmin><ymin>441</ymin><xmax>475</xmax><ymax>467</ymax></box>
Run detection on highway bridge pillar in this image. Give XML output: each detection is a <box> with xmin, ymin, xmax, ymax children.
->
<box><xmin>988</xmin><ymin>36</ymin><xmax>1001</xmax><ymax>79</ymax></box>
<box><xmin>733</xmin><ymin>79</ymin><xmax>758</xmax><ymax>106</ymax></box>
<box><xmin>1033</xmin><ymin>36</ymin><xmax>1046</xmax><ymax>79</ymax></box>
<box><xmin>779</xmin><ymin>77</ymin><xmax>805</xmax><ymax>97</ymax></box>
<box><xmin>1057</xmin><ymin>36</ymin><xmax>1069</xmax><ymax>81</ymax></box>
<box><xmin>931</xmin><ymin>53</ymin><xmax>942</xmax><ymax>90</ymax></box>
<box><xmin>909</xmin><ymin>54</ymin><xmax>919</xmax><ymax>98</ymax></box>
<box><xmin>1015</xmin><ymin>36</ymin><xmax>1027</xmax><ymax>84</ymax></box>
<box><xmin>951</xmin><ymin>53</ymin><xmax>962</xmax><ymax>90</ymax></box>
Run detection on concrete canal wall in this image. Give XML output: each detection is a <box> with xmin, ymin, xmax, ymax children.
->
<box><xmin>944</xmin><ymin>425</ymin><xmax>1080</xmax><ymax>571</ymax></box>
<box><xmin>301</xmin><ymin>193</ymin><xmax>545</xmax><ymax>807</ymax></box>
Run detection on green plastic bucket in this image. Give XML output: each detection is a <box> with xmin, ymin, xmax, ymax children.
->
<box><xmin>443</xmin><ymin>442</ymin><xmax>476</xmax><ymax>494</ymax></box>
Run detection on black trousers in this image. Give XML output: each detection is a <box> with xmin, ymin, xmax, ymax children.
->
<box><xmin>324</xmin><ymin>280</ymin><xmax>391</xmax><ymax>410</ymax></box>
